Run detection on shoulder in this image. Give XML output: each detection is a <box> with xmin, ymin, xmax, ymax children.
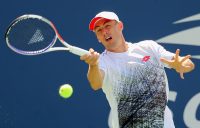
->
<box><xmin>99</xmin><ymin>50</ymin><xmax>110</xmax><ymax>63</ymax></box>
<box><xmin>100</xmin><ymin>50</ymin><xmax>109</xmax><ymax>59</ymax></box>
<box><xmin>136</xmin><ymin>40</ymin><xmax>158</xmax><ymax>47</ymax></box>
<box><xmin>130</xmin><ymin>40</ymin><xmax>159</xmax><ymax>50</ymax></box>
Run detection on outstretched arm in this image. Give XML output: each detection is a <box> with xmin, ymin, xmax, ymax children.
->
<box><xmin>160</xmin><ymin>49</ymin><xmax>195</xmax><ymax>79</ymax></box>
<box><xmin>80</xmin><ymin>48</ymin><xmax>104</xmax><ymax>90</ymax></box>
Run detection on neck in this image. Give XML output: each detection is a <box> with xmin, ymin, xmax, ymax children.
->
<box><xmin>106</xmin><ymin>35</ymin><xmax>128</xmax><ymax>53</ymax></box>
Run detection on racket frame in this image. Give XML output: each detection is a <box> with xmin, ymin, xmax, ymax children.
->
<box><xmin>5</xmin><ymin>14</ymin><xmax>89</xmax><ymax>56</ymax></box>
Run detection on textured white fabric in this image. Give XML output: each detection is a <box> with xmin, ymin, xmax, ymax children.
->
<box><xmin>100</xmin><ymin>40</ymin><xmax>175</xmax><ymax>128</ymax></box>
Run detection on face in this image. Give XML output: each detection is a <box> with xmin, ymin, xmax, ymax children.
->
<box><xmin>93</xmin><ymin>19</ymin><xmax>123</xmax><ymax>51</ymax></box>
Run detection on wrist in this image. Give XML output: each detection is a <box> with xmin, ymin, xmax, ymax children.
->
<box><xmin>89</xmin><ymin>64</ymin><xmax>99</xmax><ymax>68</ymax></box>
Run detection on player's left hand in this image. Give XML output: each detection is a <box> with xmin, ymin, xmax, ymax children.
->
<box><xmin>160</xmin><ymin>49</ymin><xmax>194</xmax><ymax>79</ymax></box>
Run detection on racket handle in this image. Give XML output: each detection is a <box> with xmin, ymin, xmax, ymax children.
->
<box><xmin>69</xmin><ymin>46</ymin><xmax>89</xmax><ymax>56</ymax></box>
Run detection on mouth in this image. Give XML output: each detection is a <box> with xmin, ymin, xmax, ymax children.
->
<box><xmin>105</xmin><ymin>36</ymin><xmax>112</xmax><ymax>42</ymax></box>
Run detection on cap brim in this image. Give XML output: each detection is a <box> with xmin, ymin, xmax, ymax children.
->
<box><xmin>89</xmin><ymin>17</ymin><xmax>102</xmax><ymax>31</ymax></box>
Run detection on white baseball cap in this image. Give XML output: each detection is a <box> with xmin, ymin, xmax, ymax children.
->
<box><xmin>89</xmin><ymin>11</ymin><xmax>120</xmax><ymax>31</ymax></box>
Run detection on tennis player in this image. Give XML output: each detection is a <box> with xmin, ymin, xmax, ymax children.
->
<box><xmin>81</xmin><ymin>11</ymin><xmax>195</xmax><ymax>128</ymax></box>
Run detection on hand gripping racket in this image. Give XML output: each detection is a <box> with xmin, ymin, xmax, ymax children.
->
<box><xmin>5</xmin><ymin>14</ymin><xmax>89</xmax><ymax>56</ymax></box>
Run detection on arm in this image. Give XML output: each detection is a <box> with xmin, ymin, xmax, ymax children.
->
<box><xmin>80</xmin><ymin>48</ymin><xmax>104</xmax><ymax>90</ymax></box>
<box><xmin>87</xmin><ymin>65</ymin><xmax>104</xmax><ymax>90</ymax></box>
<box><xmin>160</xmin><ymin>49</ymin><xmax>195</xmax><ymax>79</ymax></box>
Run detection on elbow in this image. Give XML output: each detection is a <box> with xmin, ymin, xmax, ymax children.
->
<box><xmin>92</xmin><ymin>86</ymin><xmax>101</xmax><ymax>91</ymax></box>
<box><xmin>87</xmin><ymin>76</ymin><xmax>103</xmax><ymax>91</ymax></box>
<box><xmin>90</xmin><ymin>82</ymin><xmax>102</xmax><ymax>91</ymax></box>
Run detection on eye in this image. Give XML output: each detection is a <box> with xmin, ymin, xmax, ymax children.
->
<box><xmin>96</xmin><ymin>28</ymin><xmax>102</xmax><ymax>33</ymax></box>
<box><xmin>105</xmin><ymin>24</ymin><xmax>111</xmax><ymax>29</ymax></box>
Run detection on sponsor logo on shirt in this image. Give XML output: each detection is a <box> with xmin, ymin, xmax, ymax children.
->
<box><xmin>142</xmin><ymin>56</ymin><xmax>150</xmax><ymax>62</ymax></box>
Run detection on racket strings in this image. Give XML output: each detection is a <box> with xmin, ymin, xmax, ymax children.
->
<box><xmin>6</xmin><ymin>17</ymin><xmax>56</xmax><ymax>55</ymax></box>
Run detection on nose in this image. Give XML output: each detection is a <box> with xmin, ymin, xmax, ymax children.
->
<box><xmin>102</xmin><ymin>27</ymin><xmax>109</xmax><ymax>34</ymax></box>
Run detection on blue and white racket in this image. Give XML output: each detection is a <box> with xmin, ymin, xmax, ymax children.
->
<box><xmin>5</xmin><ymin>14</ymin><xmax>89</xmax><ymax>56</ymax></box>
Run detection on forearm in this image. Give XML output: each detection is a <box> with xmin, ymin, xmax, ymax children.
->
<box><xmin>87</xmin><ymin>65</ymin><xmax>104</xmax><ymax>90</ymax></box>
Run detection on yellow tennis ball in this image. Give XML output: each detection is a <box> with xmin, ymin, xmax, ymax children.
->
<box><xmin>59</xmin><ymin>84</ymin><xmax>73</xmax><ymax>99</ymax></box>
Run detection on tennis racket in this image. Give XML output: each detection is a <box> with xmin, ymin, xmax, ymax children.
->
<box><xmin>5</xmin><ymin>14</ymin><xmax>89</xmax><ymax>56</ymax></box>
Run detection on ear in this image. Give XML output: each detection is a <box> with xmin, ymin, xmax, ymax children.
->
<box><xmin>118</xmin><ymin>21</ymin><xmax>124</xmax><ymax>30</ymax></box>
<box><xmin>96</xmin><ymin>36</ymin><xmax>101</xmax><ymax>43</ymax></box>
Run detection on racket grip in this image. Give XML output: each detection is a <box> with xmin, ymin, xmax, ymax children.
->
<box><xmin>69</xmin><ymin>46</ymin><xmax>89</xmax><ymax>56</ymax></box>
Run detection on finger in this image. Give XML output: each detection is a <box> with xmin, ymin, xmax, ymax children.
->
<box><xmin>180</xmin><ymin>72</ymin><xmax>184</xmax><ymax>79</ymax></box>
<box><xmin>85</xmin><ymin>54</ymin><xmax>94</xmax><ymax>63</ymax></box>
<box><xmin>181</xmin><ymin>65</ymin><xmax>192</xmax><ymax>72</ymax></box>
<box><xmin>180</xmin><ymin>55</ymin><xmax>191</xmax><ymax>63</ymax></box>
<box><xmin>86</xmin><ymin>52</ymin><xmax>99</xmax><ymax>65</ymax></box>
<box><xmin>87</xmin><ymin>52</ymin><xmax>98</xmax><ymax>61</ymax></box>
<box><xmin>175</xmin><ymin>49</ymin><xmax>180</xmax><ymax>61</ymax></box>
<box><xmin>89</xmin><ymin>48</ymin><xmax>94</xmax><ymax>53</ymax></box>
<box><xmin>179</xmin><ymin>67</ymin><xmax>184</xmax><ymax>79</ymax></box>
<box><xmin>80</xmin><ymin>54</ymin><xmax>89</xmax><ymax>60</ymax></box>
<box><xmin>88</xmin><ymin>58</ymin><xmax>99</xmax><ymax>66</ymax></box>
